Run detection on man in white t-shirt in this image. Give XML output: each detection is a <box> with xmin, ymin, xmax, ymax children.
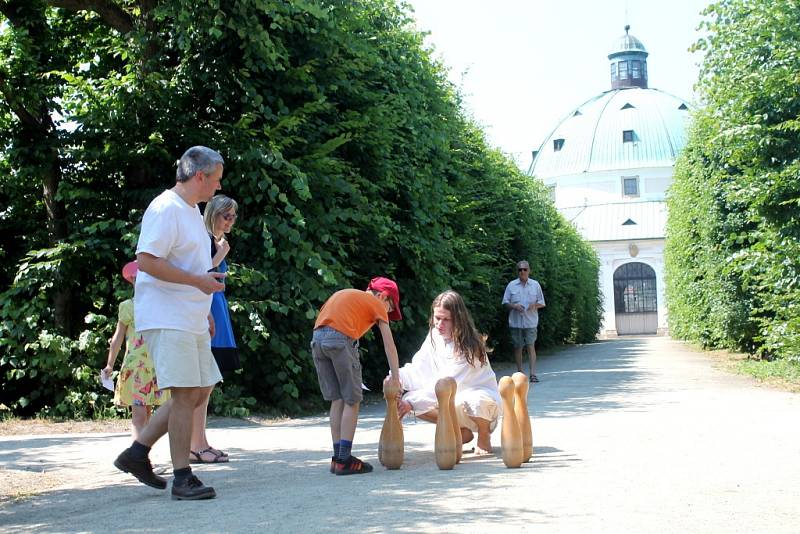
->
<box><xmin>113</xmin><ymin>146</ymin><xmax>226</xmax><ymax>501</ymax></box>
<box><xmin>502</xmin><ymin>260</ymin><xmax>546</xmax><ymax>383</ymax></box>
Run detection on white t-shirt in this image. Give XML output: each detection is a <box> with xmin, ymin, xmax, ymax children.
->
<box><xmin>134</xmin><ymin>189</ymin><xmax>212</xmax><ymax>334</ymax></box>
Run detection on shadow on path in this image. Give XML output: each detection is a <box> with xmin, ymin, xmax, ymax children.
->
<box><xmin>0</xmin><ymin>435</ymin><xmax>571</xmax><ymax>533</ymax></box>
<box><xmin>495</xmin><ymin>337</ymin><xmax>659</xmax><ymax>419</ymax></box>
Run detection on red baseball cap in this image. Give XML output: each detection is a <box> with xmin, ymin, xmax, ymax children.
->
<box><xmin>121</xmin><ymin>260</ymin><xmax>138</xmax><ymax>284</ymax></box>
<box><xmin>367</xmin><ymin>276</ymin><xmax>402</xmax><ymax>321</ymax></box>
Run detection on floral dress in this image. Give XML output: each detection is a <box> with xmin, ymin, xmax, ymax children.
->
<box><xmin>113</xmin><ymin>299</ymin><xmax>169</xmax><ymax>407</ymax></box>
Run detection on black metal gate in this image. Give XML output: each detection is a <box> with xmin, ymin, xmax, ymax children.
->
<box><xmin>613</xmin><ymin>262</ymin><xmax>658</xmax><ymax>335</ymax></box>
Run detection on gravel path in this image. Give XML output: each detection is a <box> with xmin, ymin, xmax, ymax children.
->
<box><xmin>1</xmin><ymin>336</ymin><xmax>798</xmax><ymax>533</ymax></box>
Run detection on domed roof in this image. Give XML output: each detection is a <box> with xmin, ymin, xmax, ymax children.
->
<box><xmin>609</xmin><ymin>25</ymin><xmax>647</xmax><ymax>58</ymax></box>
<box><xmin>529</xmin><ymin>88</ymin><xmax>691</xmax><ymax>179</ymax></box>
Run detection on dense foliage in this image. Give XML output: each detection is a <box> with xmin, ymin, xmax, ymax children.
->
<box><xmin>0</xmin><ymin>0</ymin><xmax>602</xmax><ymax>418</ymax></box>
<box><xmin>665</xmin><ymin>0</ymin><xmax>800</xmax><ymax>360</ymax></box>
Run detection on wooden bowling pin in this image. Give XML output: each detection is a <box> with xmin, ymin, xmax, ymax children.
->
<box><xmin>379</xmin><ymin>379</ymin><xmax>404</xmax><ymax>469</ymax></box>
<box><xmin>511</xmin><ymin>372</ymin><xmax>533</xmax><ymax>463</ymax></box>
<box><xmin>434</xmin><ymin>378</ymin><xmax>458</xmax><ymax>470</ymax></box>
<box><xmin>446</xmin><ymin>377</ymin><xmax>462</xmax><ymax>464</ymax></box>
<box><xmin>498</xmin><ymin>376</ymin><xmax>524</xmax><ymax>468</ymax></box>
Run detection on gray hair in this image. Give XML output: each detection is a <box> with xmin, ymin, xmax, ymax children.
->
<box><xmin>204</xmin><ymin>194</ymin><xmax>239</xmax><ymax>234</ymax></box>
<box><xmin>176</xmin><ymin>146</ymin><xmax>224</xmax><ymax>182</ymax></box>
<box><xmin>517</xmin><ymin>260</ymin><xmax>530</xmax><ymax>270</ymax></box>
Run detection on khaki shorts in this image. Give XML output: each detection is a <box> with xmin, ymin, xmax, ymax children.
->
<box><xmin>311</xmin><ymin>327</ymin><xmax>363</xmax><ymax>405</ymax></box>
<box><xmin>510</xmin><ymin>327</ymin><xmax>538</xmax><ymax>348</ymax></box>
<box><xmin>141</xmin><ymin>329</ymin><xmax>222</xmax><ymax>389</ymax></box>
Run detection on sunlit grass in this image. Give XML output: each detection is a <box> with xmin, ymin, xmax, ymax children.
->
<box><xmin>686</xmin><ymin>342</ymin><xmax>800</xmax><ymax>393</ymax></box>
<box><xmin>736</xmin><ymin>358</ymin><xmax>800</xmax><ymax>392</ymax></box>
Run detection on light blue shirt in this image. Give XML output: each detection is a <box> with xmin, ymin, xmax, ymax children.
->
<box><xmin>502</xmin><ymin>278</ymin><xmax>546</xmax><ymax>329</ymax></box>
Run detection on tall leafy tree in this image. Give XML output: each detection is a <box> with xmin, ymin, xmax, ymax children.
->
<box><xmin>0</xmin><ymin>0</ymin><xmax>602</xmax><ymax>417</ymax></box>
<box><xmin>666</xmin><ymin>0</ymin><xmax>800</xmax><ymax>359</ymax></box>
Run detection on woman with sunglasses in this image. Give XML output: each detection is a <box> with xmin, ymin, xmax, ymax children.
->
<box><xmin>189</xmin><ymin>194</ymin><xmax>240</xmax><ymax>464</ymax></box>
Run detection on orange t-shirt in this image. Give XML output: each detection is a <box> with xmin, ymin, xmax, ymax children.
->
<box><xmin>314</xmin><ymin>289</ymin><xmax>389</xmax><ymax>340</ymax></box>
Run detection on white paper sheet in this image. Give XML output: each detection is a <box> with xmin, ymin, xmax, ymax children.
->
<box><xmin>100</xmin><ymin>371</ymin><xmax>114</xmax><ymax>392</ymax></box>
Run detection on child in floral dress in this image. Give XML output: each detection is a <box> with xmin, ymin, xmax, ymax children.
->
<box><xmin>102</xmin><ymin>261</ymin><xmax>169</xmax><ymax>439</ymax></box>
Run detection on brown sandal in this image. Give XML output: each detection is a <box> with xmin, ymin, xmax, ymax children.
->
<box><xmin>189</xmin><ymin>448</ymin><xmax>229</xmax><ymax>464</ymax></box>
<box><xmin>207</xmin><ymin>446</ymin><xmax>228</xmax><ymax>458</ymax></box>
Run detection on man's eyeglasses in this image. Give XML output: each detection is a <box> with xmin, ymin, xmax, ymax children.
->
<box><xmin>221</xmin><ymin>213</ymin><xmax>237</xmax><ymax>221</ymax></box>
<box><xmin>518</xmin><ymin>268</ymin><xmax>529</xmax><ymax>272</ymax></box>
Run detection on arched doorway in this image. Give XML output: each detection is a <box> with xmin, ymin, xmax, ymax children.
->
<box><xmin>613</xmin><ymin>262</ymin><xmax>658</xmax><ymax>335</ymax></box>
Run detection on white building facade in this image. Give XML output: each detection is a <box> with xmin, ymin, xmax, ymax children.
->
<box><xmin>528</xmin><ymin>27</ymin><xmax>691</xmax><ymax>336</ymax></box>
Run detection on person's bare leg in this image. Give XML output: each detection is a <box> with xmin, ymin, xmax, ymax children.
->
<box><xmin>416</xmin><ymin>409</ymin><xmax>438</xmax><ymax>423</ymax></box>
<box><xmin>527</xmin><ymin>343</ymin><xmax>537</xmax><ymax>377</ymax></box>
<box><xmin>190</xmin><ymin>387</ymin><xmax>222</xmax><ymax>461</ymax></box>
<box><xmin>471</xmin><ymin>417</ymin><xmax>493</xmax><ymax>455</ymax></box>
<box><xmin>167</xmin><ymin>386</ymin><xmax>209</xmax><ymax>470</ymax></box>
<box><xmin>513</xmin><ymin>346</ymin><xmax>524</xmax><ymax>373</ymax></box>
<box><xmin>190</xmin><ymin>395</ymin><xmax>208</xmax><ymax>452</ymax></box>
<box><xmin>139</xmin><ymin>406</ymin><xmax>167</xmax><ymax>473</ymax></box>
<box><xmin>136</xmin><ymin>398</ymin><xmax>171</xmax><ymax>447</ymax></box>
<box><xmin>339</xmin><ymin>401</ymin><xmax>360</xmax><ymax>442</ymax></box>
<box><xmin>418</xmin><ymin>410</ymin><xmax>478</xmax><ymax>452</ymax></box>
<box><xmin>130</xmin><ymin>405</ymin><xmax>149</xmax><ymax>442</ymax></box>
<box><xmin>418</xmin><ymin>410</ymin><xmax>470</xmax><ymax>452</ymax></box>
<box><xmin>200</xmin><ymin>386</ymin><xmax>226</xmax><ymax>457</ymax></box>
<box><xmin>329</xmin><ymin>399</ymin><xmax>344</xmax><ymax>443</ymax></box>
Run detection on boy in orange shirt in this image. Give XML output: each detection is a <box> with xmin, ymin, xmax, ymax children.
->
<box><xmin>312</xmin><ymin>277</ymin><xmax>402</xmax><ymax>475</ymax></box>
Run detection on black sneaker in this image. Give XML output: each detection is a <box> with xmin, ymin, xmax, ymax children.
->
<box><xmin>530</xmin><ymin>374</ymin><xmax>539</xmax><ymax>383</ymax></box>
<box><xmin>171</xmin><ymin>474</ymin><xmax>216</xmax><ymax>500</ymax></box>
<box><xmin>334</xmin><ymin>456</ymin><xmax>373</xmax><ymax>475</ymax></box>
<box><xmin>114</xmin><ymin>448</ymin><xmax>167</xmax><ymax>490</ymax></box>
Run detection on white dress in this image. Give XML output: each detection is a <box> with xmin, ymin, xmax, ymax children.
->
<box><xmin>398</xmin><ymin>329</ymin><xmax>502</xmax><ymax>432</ymax></box>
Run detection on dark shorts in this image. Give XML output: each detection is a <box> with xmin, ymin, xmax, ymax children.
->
<box><xmin>311</xmin><ymin>326</ymin><xmax>363</xmax><ymax>405</ymax></box>
<box><xmin>510</xmin><ymin>327</ymin><xmax>538</xmax><ymax>348</ymax></box>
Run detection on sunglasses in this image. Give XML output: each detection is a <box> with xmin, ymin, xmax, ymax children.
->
<box><xmin>518</xmin><ymin>268</ymin><xmax>529</xmax><ymax>272</ymax></box>
<box><xmin>221</xmin><ymin>213</ymin><xmax>237</xmax><ymax>221</ymax></box>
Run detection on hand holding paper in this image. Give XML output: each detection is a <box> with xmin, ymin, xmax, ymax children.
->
<box><xmin>100</xmin><ymin>370</ymin><xmax>114</xmax><ymax>392</ymax></box>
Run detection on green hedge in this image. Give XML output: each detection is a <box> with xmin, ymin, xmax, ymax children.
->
<box><xmin>665</xmin><ymin>0</ymin><xmax>800</xmax><ymax>360</ymax></box>
<box><xmin>0</xmin><ymin>0</ymin><xmax>602</xmax><ymax>418</ymax></box>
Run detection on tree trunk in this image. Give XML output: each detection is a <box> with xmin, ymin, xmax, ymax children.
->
<box><xmin>1</xmin><ymin>1</ymin><xmax>72</xmax><ymax>332</ymax></box>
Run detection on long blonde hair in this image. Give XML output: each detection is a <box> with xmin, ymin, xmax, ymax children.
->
<box><xmin>429</xmin><ymin>290</ymin><xmax>489</xmax><ymax>367</ymax></box>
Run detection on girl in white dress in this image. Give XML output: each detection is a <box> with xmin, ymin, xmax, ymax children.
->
<box><xmin>397</xmin><ymin>290</ymin><xmax>501</xmax><ymax>454</ymax></box>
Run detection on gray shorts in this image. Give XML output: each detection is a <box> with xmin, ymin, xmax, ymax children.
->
<box><xmin>311</xmin><ymin>326</ymin><xmax>363</xmax><ymax>405</ymax></box>
<box><xmin>510</xmin><ymin>327</ymin><xmax>538</xmax><ymax>348</ymax></box>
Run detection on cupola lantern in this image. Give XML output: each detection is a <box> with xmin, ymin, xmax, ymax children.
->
<box><xmin>608</xmin><ymin>25</ymin><xmax>648</xmax><ymax>89</ymax></box>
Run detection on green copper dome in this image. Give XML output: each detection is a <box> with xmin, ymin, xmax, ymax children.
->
<box><xmin>529</xmin><ymin>88</ymin><xmax>690</xmax><ymax>178</ymax></box>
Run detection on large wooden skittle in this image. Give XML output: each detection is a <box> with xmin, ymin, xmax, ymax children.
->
<box><xmin>498</xmin><ymin>376</ymin><xmax>524</xmax><ymax>468</ymax></box>
<box><xmin>434</xmin><ymin>378</ymin><xmax>458</xmax><ymax>470</ymax></box>
<box><xmin>445</xmin><ymin>377</ymin><xmax>462</xmax><ymax>464</ymax></box>
<box><xmin>378</xmin><ymin>379</ymin><xmax>404</xmax><ymax>469</ymax></box>
<box><xmin>511</xmin><ymin>372</ymin><xmax>533</xmax><ymax>462</ymax></box>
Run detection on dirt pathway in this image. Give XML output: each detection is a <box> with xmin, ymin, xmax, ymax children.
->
<box><xmin>1</xmin><ymin>337</ymin><xmax>798</xmax><ymax>533</ymax></box>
